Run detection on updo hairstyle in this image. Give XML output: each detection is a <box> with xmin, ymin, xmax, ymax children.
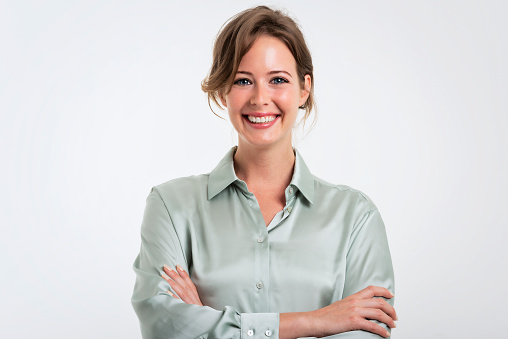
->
<box><xmin>201</xmin><ymin>6</ymin><xmax>315</xmax><ymax>124</ymax></box>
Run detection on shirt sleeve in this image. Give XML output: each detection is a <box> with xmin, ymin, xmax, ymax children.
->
<box><xmin>331</xmin><ymin>206</ymin><xmax>395</xmax><ymax>338</ymax></box>
<box><xmin>131</xmin><ymin>188</ymin><xmax>280</xmax><ymax>339</ymax></box>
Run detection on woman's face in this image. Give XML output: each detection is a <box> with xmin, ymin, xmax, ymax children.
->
<box><xmin>221</xmin><ymin>35</ymin><xmax>311</xmax><ymax>150</ymax></box>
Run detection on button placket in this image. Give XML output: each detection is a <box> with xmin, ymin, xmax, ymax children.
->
<box><xmin>248</xmin><ymin>191</ymin><xmax>270</xmax><ymax>313</ymax></box>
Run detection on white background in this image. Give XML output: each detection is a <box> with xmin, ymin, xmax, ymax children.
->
<box><xmin>1</xmin><ymin>0</ymin><xmax>506</xmax><ymax>338</ymax></box>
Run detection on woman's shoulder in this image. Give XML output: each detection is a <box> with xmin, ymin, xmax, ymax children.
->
<box><xmin>311</xmin><ymin>175</ymin><xmax>378</xmax><ymax>212</ymax></box>
<box><xmin>149</xmin><ymin>173</ymin><xmax>210</xmax><ymax>205</ymax></box>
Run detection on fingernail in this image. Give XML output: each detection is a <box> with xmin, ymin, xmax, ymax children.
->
<box><xmin>166</xmin><ymin>290</ymin><xmax>175</xmax><ymax>297</ymax></box>
<box><xmin>389</xmin><ymin>291</ymin><xmax>395</xmax><ymax>297</ymax></box>
<box><xmin>161</xmin><ymin>273</ymin><xmax>170</xmax><ymax>280</ymax></box>
<box><xmin>163</xmin><ymin>264</ymin><xmax>172</xmax><ymax>272</ymax></box>
<box><xmin>393</xmin><ymin>322</ymin><xmax>396</xmax><ymax>328</ymax></box>
<box><xmin>385</xmin><ymin>330</ymin><xmax>391</xmax><ymax>337</ymax></box>
<box><xmin>176</xmin><ymin>264</ymin><xmax>184</xmax><ymax>271</ymax></box>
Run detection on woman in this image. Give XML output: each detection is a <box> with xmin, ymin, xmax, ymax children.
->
<box><xmin>132</xmin><ymin>6</ymin><xmax>396</xmax><ymax>339</ymax></box>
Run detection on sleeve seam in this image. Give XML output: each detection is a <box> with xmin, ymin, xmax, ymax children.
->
<box><xmin>151</xmin><ymin>186</ymin><xmax>190</xmax><ymax>268</ymax></box>
<box><xmin>347</xmin><ymin>208</ymin><xmax>379</xmax><ymax>257</ymax></box>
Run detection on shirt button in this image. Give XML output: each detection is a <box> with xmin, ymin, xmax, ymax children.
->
<box><xmin>257</xmin><ymin>237</ymin><xmax>264</xmax><ymax>243</ymax></box>
<box><xmin>265</xmin><ymin>330</ymin><xmax>272</xmax><ymax>337</ymax></box>
<box><xmin>248</xmin><ymin>200</ymin><xmax>253</xmax><ymax>207</ymax></box>
<box><xmin>287</xmin><ymin>206</ymin><xmax>293</xmax><ymax>213</ymax></box>
<box><xmin>247</xmin><ymin>329</ymin><xmax>254</xmax><ymax>336</ymax></box>
<box><xmin>256</xmin><ymin>282</ymin><xmax>263</xmax><ymax>289</ymax></box>
<box><xmin>289</xmin><ymin>187</ymin><xmax>294</xmax><ymax>194</ymax></box>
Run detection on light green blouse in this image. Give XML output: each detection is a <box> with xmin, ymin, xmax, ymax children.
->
<box><xmin>132</xmin><ymin>147</ymin><xmax>394</xmax><ymax>339</ymax></box>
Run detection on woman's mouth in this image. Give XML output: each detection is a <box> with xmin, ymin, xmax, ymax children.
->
<box><xmin>242</xmin><ymin>114</ymin><xmax>280</xmax><ymax>129</ymax></box>
<box><xmin>246</xmin><ymin>115</ymin><xmax>277</xmax><ymax>124</ymax></box>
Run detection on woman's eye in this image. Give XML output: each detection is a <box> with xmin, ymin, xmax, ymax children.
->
<box><xmin>271</xmin><ymin>77</ymin><xmax>288</xmax><ymax>84</ymax></box>
<box><xmin>234</xmin><ymin>78</ymin><xmax>251</xmax><ymax>86</ymax></box>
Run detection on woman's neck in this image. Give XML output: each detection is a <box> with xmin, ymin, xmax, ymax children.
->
<box><xmin>233</xmin><ymin>139</ymin><xmax>295</xmax><ymax>193</ymax></box>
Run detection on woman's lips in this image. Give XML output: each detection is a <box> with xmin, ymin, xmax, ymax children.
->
<box><xmin>246</xmin><ymin>115</ymin><xmax>277</xmax><ymax>123</ymax></box>
<box><xmin>243</xmin><ymin>114</ymin><xmax>280</xmax><ymax>128</ymax></box>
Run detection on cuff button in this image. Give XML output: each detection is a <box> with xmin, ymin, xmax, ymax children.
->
<box><xmin>265</xmin><ymin>330</ymin><xmax>272</xmax><ymax>337</ymax></box>
<box><xmin>247</xmin><ymin>329</ymin><xmax>254</xmax><ymax>336</ymax></box>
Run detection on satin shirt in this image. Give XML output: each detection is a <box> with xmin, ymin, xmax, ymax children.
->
<box><xmin>131</xmin><ymin>147</ymin><xmax>395</xmax><ymax>339</ymax></box>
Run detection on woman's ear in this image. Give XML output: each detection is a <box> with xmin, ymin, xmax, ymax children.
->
<box><xmin>299</xmin><ymin>75</ymin><xmax>311</xmax><ymax>107</ymax></box>
<box><xmin>219</xmin><ymin>92</ymin><xmax>227</xmax><ymax>108</ymax></box>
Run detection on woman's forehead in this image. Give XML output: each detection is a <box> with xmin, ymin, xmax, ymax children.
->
<box><xmin>236</xmin><ymin>36</ymin><xmax>297</xmax><ymax>74</ymax></box>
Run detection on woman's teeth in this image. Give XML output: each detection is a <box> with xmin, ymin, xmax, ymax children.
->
<box><xmin>247</xmin><ymin>115</ymin><xmax>276</xmax><ymax>123</ymax></box>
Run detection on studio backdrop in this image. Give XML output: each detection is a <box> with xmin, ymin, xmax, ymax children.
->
<box><xmin>1</xmin><ymin>0</ymin><xmax>506</xmax><ymax>338</ymax></box>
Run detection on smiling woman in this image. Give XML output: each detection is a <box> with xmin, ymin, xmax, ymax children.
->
<box><xmin>132</xmin><ymin>5</ymin><xmax>396</xmax><ymax>339</ymax></box>
<box><xmin>221</xmin><ymin>36</ymin><xmax>311</xmax><ymax>152</ymax></box>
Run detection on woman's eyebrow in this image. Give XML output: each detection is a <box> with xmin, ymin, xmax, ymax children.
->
<box><xmin>269</xmin><ymin>70</ymin><xmax>293</xmax><ymax>77</ymax></box>
<box><xmin>236</xmin><ymin>70</ymin><xmax>293</xmax><ymax>77</ymax></box>
<box><xmin>236</xmin><ymin>71</ymin><xmax>252</xmax><ymax>76</ymax></box>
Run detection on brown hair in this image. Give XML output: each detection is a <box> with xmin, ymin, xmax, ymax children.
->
<box><xmin>201</xmin><ymin>6</ymin><xmax>315</xmax><ymax>126</ymax></box>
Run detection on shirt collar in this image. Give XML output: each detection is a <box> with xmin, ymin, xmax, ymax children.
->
<box><xmin>291</xmin><ymin>148</ymin><xmax>315</xmax><ymax>204</ymax></box>
<box><xmin>207</xmin><ymin>146</ymin><xmax>315</xmax><ymax>204</ymax></box>
<box><xmin>207</xmin><ymin>147</ymin><xmax>239</xmax><ymax>200</ymax></box>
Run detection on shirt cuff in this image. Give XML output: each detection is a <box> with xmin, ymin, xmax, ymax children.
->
<box><xmin>240</xmin><ymin>313</ymin><xmax>279</xmax><ymax>339</ymax></box>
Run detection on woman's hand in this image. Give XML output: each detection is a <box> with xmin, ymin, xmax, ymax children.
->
<box><xmin>161</xmin><ymin>264</ymin><xmax>203</xmax><ymax>306</ymax></box>
<box><xmin>310</xmin><ymin>285</ymin><xmax>396</xmax><ymax>338</ymax></box>
<box><xmin>280</xmin><ymin>285</ymin><xmax>397</xmax><ymax>339</ymax></box>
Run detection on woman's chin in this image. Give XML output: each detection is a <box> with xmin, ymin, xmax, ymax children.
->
<box><xmin>238</xmin><ymin>133</ymin><xmax>292</xmax><ymax>150</ymax></box>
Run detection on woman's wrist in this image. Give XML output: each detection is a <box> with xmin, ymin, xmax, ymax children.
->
<box><xmin>279</xmin><ymin>311</ymin><xmax>315</xmax><ymax>339</ymax></box>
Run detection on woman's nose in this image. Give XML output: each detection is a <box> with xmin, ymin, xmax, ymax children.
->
<box><xmin>250</xmin><ymin>84</ymin><xmax>269</xmax><ymax>106</ymax></box>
